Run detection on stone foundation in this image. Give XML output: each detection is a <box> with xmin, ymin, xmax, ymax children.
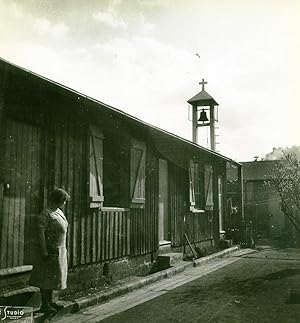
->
<box><xmin>0</xmin><ymin>266</ymin><xmax>39</xmax><ymax>308</ymax></box>
<box><xmin>62</xmin><ymin>253</ymin><xmax>156</xmax><ymax>296</ymax></box>
<box><xmin>172</xmin><ymin>239</ymin><xmax>216</xmax><ymax>258</ymax></box>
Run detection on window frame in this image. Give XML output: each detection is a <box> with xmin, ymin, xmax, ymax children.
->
<box><xmin>130</xmin><ymin>139</ymin><xmax>146</xmax><ymax>207</ymax></box>
<box><xmin>89</xmin><ymin>125</ymin><xmax>104</xmax><ymax>209</ymax></box>
<box><xmin>189</xmin><ymin>160</ymin><xmax>205</xmax><ymax>213</ymax></box>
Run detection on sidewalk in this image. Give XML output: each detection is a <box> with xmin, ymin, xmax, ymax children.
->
<box><xmin>36</xmin><ymin>246</ymin><xmax>254</xmax><ymax>322</ymax></box>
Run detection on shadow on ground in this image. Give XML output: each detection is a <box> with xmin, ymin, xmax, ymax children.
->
<box><xmin>173</xmin><ymin>267</ymin><xmax>300</xmax><ymax>306</ymax></box>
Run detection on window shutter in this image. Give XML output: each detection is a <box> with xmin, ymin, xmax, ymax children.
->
<box><xmin>189</xmin><ymin>161</ymin><xmax>196</xmax><ymax>207</ymax></box>
<box><xmin>130</xmin><ymin>140</ymin><xmax>146</xmax><ymax>204</ymax></box>
<box><xmin>205</xmin><ymin>165</ymin><xmax>214</xmax><ymax>210</ymax></box>
<box><xmin>89</xmin><ymin>125</ymin><xmax>104</xmax><ymax>208</ymax></box>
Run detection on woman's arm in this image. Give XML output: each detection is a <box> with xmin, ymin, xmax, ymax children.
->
<box><xmin>36</xmin><ymin>210</ymin><xmax>49</xmax><ymax>258</ymax></box>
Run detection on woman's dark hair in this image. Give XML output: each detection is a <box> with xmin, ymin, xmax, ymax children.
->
<box><xmin>49</xmin><ymin>188</ymin><xmax>70</xmax><ymax>206</ymax></box>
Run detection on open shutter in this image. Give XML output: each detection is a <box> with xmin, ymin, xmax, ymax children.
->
<box><xmin>189</xmin><ymin>161</ymin><xmax>196</xmax><ymax>207</ymax></box>
<box><xmin>130</xmin><ymin>140</ymin><xmax>146</xmax><ymax>204</ymax></box>
<box><xmin>89</xmin><ymin>125</ymin><xmax>104</xmax><ymax>208</ymax></box>
<box><xmin>205</xmin><ymin>165</ymin><xmax>214</xmax><ymax>210</ymax></box>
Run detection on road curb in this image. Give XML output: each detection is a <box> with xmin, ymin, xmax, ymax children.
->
<box><xmin>60</xmin><ymin>246</ymin><xmax>240</xmax><ymax>314</ymax></box>
<box><xmin>193</xmin><ymin>246</ymin><xmax>240</xmax><ymax>267</ymax></box>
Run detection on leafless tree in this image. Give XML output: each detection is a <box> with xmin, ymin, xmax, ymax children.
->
<box><xmin>266</xmin><ymin>153</ymin><xmax>300</xmax><ymax>233</ymax></box>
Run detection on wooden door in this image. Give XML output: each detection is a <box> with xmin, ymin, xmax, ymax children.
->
<box><xmin>218</xmin><ymin>175</ymin><xmax>224</xmax><ymax>233</ymax></box>
<box><xmin>158</xmin><ymin>159</ymin><xmax>169</xmax><ymax>242</ymax></box>
<box><xmin>0</xmin><ymin>118</ymin><xmax>41</xmax><ymax>269</ymax></box>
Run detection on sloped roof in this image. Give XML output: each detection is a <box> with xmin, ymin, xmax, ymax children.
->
<box><xmin>0</xmin><ymin>57</ymin><xmax>239</xmax><ymax>166</ymax></box>
<box><xmin>187</xmin><ymin>90</ymin><xmax>218</xmax><ymax>106</ymax></box>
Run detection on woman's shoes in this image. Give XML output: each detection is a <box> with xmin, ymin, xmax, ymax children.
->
<box><xmin>50</xmin><ymin>302</ymin><xmax>64</xmax><ymax>311</ymax></box>
<box><xmin>39</xmin><ymin>304</ymin><xmax>57</xmax><ymax>314</ymax></box>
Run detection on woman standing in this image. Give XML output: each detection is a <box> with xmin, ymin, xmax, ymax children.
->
<box><xmin>30</xmin><ymin>188</ymin><xmax>70</xmax><ymax>314</ymax></box>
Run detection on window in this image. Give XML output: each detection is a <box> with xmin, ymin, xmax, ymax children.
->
<box><xmin>103</xmin><ymin>133</ymin><xmax>129</xmax><ymax>207</ymax></box>
<box><xmin>130</xmin><ymin>139</ymin><xmax>146</xmax><ymax>205</ymax></box>
<box><xmin>89</xmin><ymin>126</ymin><xmax>129</xmax><ymax>208</ymax></box>
<box><xmin>204</xmin><ymin>165</ymin><xmax>214</xmax><ymax>211</ymax></box>
<box><xmin>189</xmin><ymin>161</ymin><xmax>196</xmax><ymax>208</ymax></box>
<box><xmin>89</xmin><ymin>126</ymin><xmax>104</xmax><ymax>208</ymax></box>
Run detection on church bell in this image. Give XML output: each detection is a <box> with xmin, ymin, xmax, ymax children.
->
<box><xmin>198</xmin><ymin>109</ymin><xmax>208</xmax><ymax>122</ymax></box>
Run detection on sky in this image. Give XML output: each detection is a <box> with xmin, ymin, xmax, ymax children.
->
<box><xmin>0</xmin><ymin>0</ymin><xmax>299</xmax><ymax>162</ymax></box>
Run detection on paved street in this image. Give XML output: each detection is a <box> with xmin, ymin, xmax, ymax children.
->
<box><xmin>56</xmin><ymin>248</ymin><xmax>300</xmax><ymax>323</ymax></box>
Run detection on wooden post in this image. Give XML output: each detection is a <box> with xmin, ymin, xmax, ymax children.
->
<box><xmin>0</xmin><ymin>62</ymin><xmax>8</xmax><ymax>264</ymax></box>
<box><xmin>192</xmin><ymin>104</ymin><xmax>198</xmax><ymax>144</ymax></box>
<box><xmin>0</xmin><ymin>63</ymin><xmax>8</xmax><ymax>192</ymax></box>
<box><xmin>209</xmin><ymin>104</ymin><xmax>216</xmax><ymax>151</ymax></box>
<box><xmin>223</xmin><ymin>163</ymin><xmax>228</xmax><ymax>233</ymax></box>
<box><xmin>237</xmin><ymin>165</ymin><xmax>244</xmax><ymax>220</ymax></box>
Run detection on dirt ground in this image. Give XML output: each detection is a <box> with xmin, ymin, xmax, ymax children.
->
<box><xmin>103</xmin><ymin>248</ymin><xmax>300</xmax><ymax>323</ymax></box>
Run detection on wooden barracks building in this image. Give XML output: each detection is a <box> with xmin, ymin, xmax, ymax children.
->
<box><xmin>0</xmin><ymin>58</ymin><xmax>243</xmax><ymax>305</ymax></box>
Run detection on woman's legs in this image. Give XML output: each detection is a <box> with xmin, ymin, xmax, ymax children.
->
<box><xmin>50</xmin><ymin>292</ymin><xmax>64</xmax><ymax>311</ymax></box>
<box><xmin>40</xmin><ymin>289</ymin><xmax>56</xmax><ymax>313</ymax></box>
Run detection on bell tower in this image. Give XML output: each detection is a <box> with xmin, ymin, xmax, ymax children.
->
<box><xmin>187</xmin><ymin>79</ymin><xmax>219</xmax><ymax>151</ymax></box>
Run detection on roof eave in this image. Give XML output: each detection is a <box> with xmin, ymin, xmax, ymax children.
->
<box><xmin>0</xmin><ymin>57</ymin><xmax>238</xmax><ymax>166</ymax></box>
<box><xmin>187</xmin><ymin>98</ymin><xmax>219</xmax><ymax>106</ymax></box>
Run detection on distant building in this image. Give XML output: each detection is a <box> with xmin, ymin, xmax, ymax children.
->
<box><xmin>241</xmin><ymin>161</ymin><xmax>285</xmax><ymax>238</ymax></box>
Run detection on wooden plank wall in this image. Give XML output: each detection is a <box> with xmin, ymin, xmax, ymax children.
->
<box><xmin>0</xmin><ymin>109</ymin><xmax>215</xmax><ymax>270</ymax></box>
<box><xmin>50</xmin><ymin>114</ymin><xmax>87</xmax><ymax>268</ymax></box>
<box><xmin>168</xmin><ymin>162</ymin><xmax>213</xmax><ymax>247</ymax></box>
<box><xmin>0</xmin><ymin>63</ymin><xmax>5</xmax><ymax>268</ymax></box>
<box><xmin>0</xmin><ymin>117</ymin><xmax>41</xmax><ymax>268</ymax></box>
<box><xmin>130</xmin><ymin>143</ymin><xmax>158</xmax><ymax>256</ymax></box>
<box><xmin>0</xmin><ymin>73</ymin><xmax>160</xmax><ymax>269</ymax></box>
<box><xmin>84</xmin><ymin>208</ymin><xmax>130</xmax><ymax>262</ymax></box>
<box><xmin>168</xmin><ymin>163</ymin><xmax>187</xmax><ymax>246</ymax></box>
<box><xmin>185</xmin><ymin>211</ymin><xmax>213</xmax><ymax>243</ymax></box>
<box><xmin>52</xmin><ymin>112</ymin><xmax>128</xmax><ymax>267</ymax></box>
<box><xmin>52</xmin><ymin>117</ymin><xmax>159</xmax><ymax>266</ymax></box>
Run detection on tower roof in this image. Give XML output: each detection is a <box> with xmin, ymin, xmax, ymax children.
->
<box><xmin>187</xmin><ymin>79</ymin><xmax>218</xmax><ymax>106</ymax></box>
<box><xmin>187</xmin><ymin>90</ymin><xmax>218</xmax><ymax>106</ymax></box>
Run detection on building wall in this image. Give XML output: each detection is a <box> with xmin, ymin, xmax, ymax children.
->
<box><xmin>0</xmin><ymin>61</ymin><xmax>231</xmax><ymax>278</ymax></box>
<box><xmin>168</xmin><ymin>163</ymin><xmax>188</xmax><ymax>246</ymax></box>
<box><xmin>168</xmin><ymin>159</ymin><xmax>226</xmax><ymax>249</ymax></box>
<box><xmin>0</xmin><ymin>117</ymin><xmax>41</xmax><ymax>268</ymax></box>
<box><xmin>0</xmin><ymin>65</ymin><xmax>161</xmax><ymax>270</ymax></box>
<box><xmin>244</xmin><ymin>180</ymin><xmax>284</xmax><ymax>238</ymax></box>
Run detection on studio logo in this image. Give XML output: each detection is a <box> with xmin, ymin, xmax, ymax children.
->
<box><xmin>0</xmin><ymin>306</ymin><xmax>33</xmax><ymax>322</ymax></box>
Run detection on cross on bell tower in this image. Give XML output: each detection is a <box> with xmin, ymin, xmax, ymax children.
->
<box><xmin>187</xmin><ymin>79</ymin><xmax>219</xmax><ymax>151</ymax></box>
<box><xmin>199</xmin><ymin>79</ymin><xmax>207</xmax><ymax>91</ymax></box>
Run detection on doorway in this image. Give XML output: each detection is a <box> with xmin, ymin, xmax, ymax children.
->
<box><xmin>158</xmin><ymin>159</ymin><xmax>169</xmax><ymax>243</ymax></box>
<box><xmin>218</xmin><ymin>175</ymin><xmax>225</xmax><ymax>234</ymax></box>
<box><xmin>0</xmin><ymin>118</ymin><xmax>41</xmax><ymax>268</ymax></box>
